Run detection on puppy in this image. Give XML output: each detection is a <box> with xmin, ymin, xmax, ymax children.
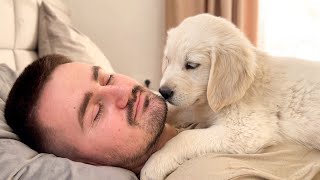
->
<box><xmin>140</xmin><ymin>14</ymin><xmax>320</xmax><ymax>180</ymax></box>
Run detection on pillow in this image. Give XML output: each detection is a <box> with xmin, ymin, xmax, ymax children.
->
<box><xmin>0</xmin><ymin>64</ymin><xmax>18</xmax><ymax>139</ymax></box>
<box><xmin>0</xmin><ymin>64</ymin><xmax>138</xmax><ymax>179</ymax></box>
<box><xmin>38</xmin><ymin>1</ymin><xmax>114</xmax><ymax>73</ymax></box>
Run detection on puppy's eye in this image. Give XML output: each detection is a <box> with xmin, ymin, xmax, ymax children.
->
<box><xmin>185</xmin><ymin>62</ymin><xmax>200</xmax><ymax>70</ymax></box>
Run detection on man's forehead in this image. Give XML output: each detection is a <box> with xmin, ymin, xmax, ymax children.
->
<box><xmin>57</xmin><ymin>62</ymin><xmax>91</xmax><ymax>71</ymax></box>
<box><xmin>37</xmin><ymin>62</ymin><xmax>93</xmax><ymax>124</ymax></box>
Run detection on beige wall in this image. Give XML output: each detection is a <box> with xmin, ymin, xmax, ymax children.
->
<box><xmin>66</xmin><ymin>0</ymin><xmax>165</xmax><ymax>89</ymax></box>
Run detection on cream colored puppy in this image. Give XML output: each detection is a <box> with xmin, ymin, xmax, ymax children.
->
<box><xmin>140</xmin><ymin>14</ymin><xmax>320</xmax><ymax>180</ymax></box>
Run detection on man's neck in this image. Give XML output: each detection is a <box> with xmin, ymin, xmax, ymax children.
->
<box><xmin>154</xmin><ymin>123</ymin><xmax>178</xmax><ymax>151</ymax></box>
<box><xmin>132</xmin><ymin>123</ymin><xmax>178</xmax><ymax>174</ymax></box>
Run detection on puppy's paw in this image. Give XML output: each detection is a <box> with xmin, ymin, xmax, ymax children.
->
<box><xmin>140</xmin><ymin>150</ymin><xmax>180</xmax><ymax>180</ymax></box>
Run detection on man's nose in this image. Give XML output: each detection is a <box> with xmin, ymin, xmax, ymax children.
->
<box><xmin>101</xmin><ymin>86</ymin><xmax>130</xmax><ymax>109</ymax></box>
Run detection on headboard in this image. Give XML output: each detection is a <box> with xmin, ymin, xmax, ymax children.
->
<box><xmin>0</xmin><ymin>0</ymin><xmax>68</xmax><ymax>74</ymax></box>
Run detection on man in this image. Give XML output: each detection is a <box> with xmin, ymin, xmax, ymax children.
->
<box><xmin>4</xmin><ymin>54</ymin><xmax>177</xmax><ymax>174</ymax></box>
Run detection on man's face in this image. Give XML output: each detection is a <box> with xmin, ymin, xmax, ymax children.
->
<box><xmin>37</xmin><ymin>62</ymin><xmax>167</xmax><ymax>169</ymax></box>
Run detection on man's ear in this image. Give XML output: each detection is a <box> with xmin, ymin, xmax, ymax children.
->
<box><xmin>206</xmin><ymin>43</ymin><xmax>256</xmax><ymax>112</ymax></box>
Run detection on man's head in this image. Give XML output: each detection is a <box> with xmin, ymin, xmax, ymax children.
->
<box><xmin>5</xmin><ymin>54</ymin><xmax>168</xmax><ymax>171</ymax></box>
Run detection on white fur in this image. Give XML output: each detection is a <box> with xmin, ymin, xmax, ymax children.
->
<box><xmin>140</xmin><ymin>14</ymin><xmax>320</xmax><ymax>180</ymax></box>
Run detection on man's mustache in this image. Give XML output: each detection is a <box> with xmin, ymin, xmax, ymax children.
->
<box><xmin>127</xmin><ymin>85</ymin><xmax>145</xmax><ymax>126</ymax></box>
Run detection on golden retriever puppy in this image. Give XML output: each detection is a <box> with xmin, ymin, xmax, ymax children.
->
<box><xmin>140</xmin><ymin>14</ymin><xmax>320</xmax><ymax>179</ymax></box>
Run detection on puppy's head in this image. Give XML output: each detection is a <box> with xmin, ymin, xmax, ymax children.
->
<box><xmin>159</xmin><ymin>14</ymin><xmax>256</xmax><ymax>112</ymax></box>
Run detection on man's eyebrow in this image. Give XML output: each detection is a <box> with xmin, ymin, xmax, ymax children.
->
<box><xmin>92</xmin><ymin>66</ymin><xmax>100</xmax><ymax>82</ymax></box>
<box><xmin>78</xmin><ymin>92</ymin><xmax>93</xmax><ymax>129</ymax></box>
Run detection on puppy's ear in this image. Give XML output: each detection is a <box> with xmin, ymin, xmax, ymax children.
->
<box><xmin>161</xmin><ymin>55</ymin><xmax>169</xmax><ymax>74</ymax></box>
<box><xmin>207</xmin><ymin>42</ymin><xmax>256</xmax><ymax>112</ymax></box>
<box><xmin>162</xmin><ymin>28</ymin><xmax>174</xmax><ymax>74</ymax></box>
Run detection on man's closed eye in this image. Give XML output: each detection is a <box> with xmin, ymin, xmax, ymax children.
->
<box><xmin>93</xmin><ymin>101</ymin><xmax>104</xmax><ymax>124</ymax></box>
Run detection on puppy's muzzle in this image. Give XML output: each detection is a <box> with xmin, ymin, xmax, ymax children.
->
<box><xmin>159</xmin><ymin>86</ymin><xmax>174</xmax><ymax>100</ymax></box>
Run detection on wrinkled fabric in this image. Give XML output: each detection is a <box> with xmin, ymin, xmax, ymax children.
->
<box><xmin>167</xmin><ymin>142</ymin><xmax>320</xmax><ymax>180</ymax></box>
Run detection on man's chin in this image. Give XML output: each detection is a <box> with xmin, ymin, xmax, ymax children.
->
<box><xmin>115</xmin><ymin>93</ymin><xmax>167</xmax><ymax>172</ymax></box>
<box><xmin>144</xmin><ymin>94</ymin><xmax>167</xmax><ymax>149</ymax></box>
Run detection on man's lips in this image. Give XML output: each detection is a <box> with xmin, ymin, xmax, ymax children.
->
<box><xmin>133</xmin><ymin>91</ymin><xmax>144</xmax><ymax>121</ymax></box>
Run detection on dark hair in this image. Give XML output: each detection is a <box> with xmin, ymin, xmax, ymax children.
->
<box><xmin>4</xmin><ymin>54</ymin><xmax>71</xmax><ymax>153</ymax></box>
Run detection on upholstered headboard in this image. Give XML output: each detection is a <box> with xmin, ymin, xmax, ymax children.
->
<box><xmin>0</xmin><ymin>0</ymin><xmax>68</xmax><ymax>74</ymax></box>
<box><xmin>0</xmin><ymin>0</ymin><xmax>39</xmax><ymax>73</ymax></box>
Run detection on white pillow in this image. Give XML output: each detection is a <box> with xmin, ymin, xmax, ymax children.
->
<box><xmin>38</xmin><ymin>2</ymin><xmax>114</xmax><ymax>73</ymax></box>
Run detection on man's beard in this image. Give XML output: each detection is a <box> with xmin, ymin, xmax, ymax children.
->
<box><xmin>126</xmin><ymin>85</ymin><xmax>167</xmax><ymax>129</ymax></box>
<box><xmin>116</xmin><ymin>85</ymin><xmax>167</xmax><ymax>169</ymax></box>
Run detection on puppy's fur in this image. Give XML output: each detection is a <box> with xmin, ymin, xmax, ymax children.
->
<box><xmin>140</xmin><ymin>14</ymin><xmax>320</xmax><ymax>179</ymax></box>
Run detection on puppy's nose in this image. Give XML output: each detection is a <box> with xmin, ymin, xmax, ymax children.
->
<box><xmin>159</xmin><ymin>86</ymin><xmax>174</xmax><ymax>99</ymax></box>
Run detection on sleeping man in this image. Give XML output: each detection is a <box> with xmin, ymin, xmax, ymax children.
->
<box><xmin>5</xmin><ymin>54</ymin><xmax>320</xmax><ymax>179</ymax></box>
<box><xmin>4</xmin><ymin>54</ymin><xmax>178</xmax><ymax>174</ymax></box>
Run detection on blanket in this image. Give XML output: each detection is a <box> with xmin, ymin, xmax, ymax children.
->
<box><xmin>167</xmin><ymin>142</ymin><xmax>320</xmax><ymax>180</ymax></box>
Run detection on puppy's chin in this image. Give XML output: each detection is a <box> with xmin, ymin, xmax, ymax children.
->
<box><xmin>167</xmin><ymin>98</ymin><xmax>198</xmax><ymax>107</ymax></box>
<box><xmin>168</xmin><ymin>94</ymin><xmax>208</xmax><ymax>108</ymax></box>
<box><xmin>166</xmin><ymin>99</ymin><xmax>179</xmax><ymax>106</ymax></box>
